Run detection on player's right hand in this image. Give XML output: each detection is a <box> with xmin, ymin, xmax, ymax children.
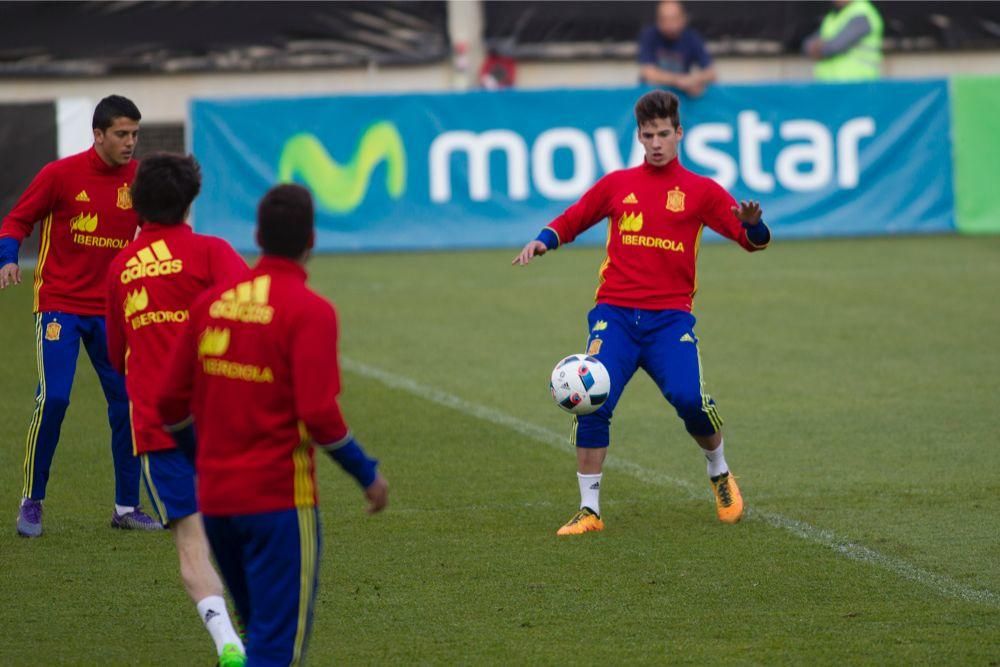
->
<box><xmin>0</xmin><ymin>263</ymin><xmax>21</xmax><ymax>289</ymax></box>
<box><xmin>364</xmin><ymin>473</ymin><xmax>389</xmax><ymax>514</ymax></box>
<box><xmin>511</xmin><ymin>240</ymin><xmax>547</xmax><ymax>266</ymax></box>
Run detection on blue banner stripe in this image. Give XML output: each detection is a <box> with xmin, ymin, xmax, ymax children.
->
<box><xmin>191</xmin><ymin>81</ymin><xmax>954</xmax><ymax>252</ymax></box>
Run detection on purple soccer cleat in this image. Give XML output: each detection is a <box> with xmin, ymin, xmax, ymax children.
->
<box><xmin>110</xmin><ymin>506</ymin><xmax>164</xmax><ymax>531</ymax></box>
<box><xmin>16</xmin><ymin>498</ymin><xmax>43</xmax><ymax>538</ymax></box>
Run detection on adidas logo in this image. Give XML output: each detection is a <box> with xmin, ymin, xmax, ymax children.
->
<box><xmin>123</xmin><ymin>286</ymin><xmax>149</xmax><ymax>317</ymax></box>
<box><xmin>198</xmin><ymin>327</ymin><xmax>231</xmax><ymax>358</ymax></box>
<box><xmin>592</xmin><ymin>320</ymin><xmax>608</xmax><ymax>332</ymax></box>
<box><xmin>680</xmin><ymin>333</ymin><xmax>695</xmax><ymax>343</ymax></box>
<box><xmin>209</xmin><ymin>276</ymin><xmax>274</xmax><ymax>325</ymax></box>
<box><xmin>622</xmin><ymin>193</ymin><xmax>638</xmax><ymax>205</ymax></box>
<box><xmin>589</xmin><ymin>482</ymin><xmax>600</xmax><ymax>490</ymax></box>
<box><xmin>120</xmin><ymin>240</ymin><xmax>183</xmax><ymax>284</ymax></box>
<box><xmin>75</xmin><ymin>190</ymin><xmax>90</xmax><ymax>202</ymax></box>
<box><xmin>203</xmin><ymin>609</ymin><xmax>219</xmax><ymax>624</ymax></box>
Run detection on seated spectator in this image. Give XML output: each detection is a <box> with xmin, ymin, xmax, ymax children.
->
<box><xmin>637</xmin><ymin>0</ymin><xmax>716</xmax><ymax>98</ymax></box>
<box><xmin>803</xmin><ymin>0</ymin><xmax>883</xmax><ymax>81</ymax></box>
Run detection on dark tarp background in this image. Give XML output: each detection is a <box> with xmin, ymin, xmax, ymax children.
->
<box><xmin>2</xmin><ymin>1</ymin><xmax>999</xmax><ymax>75</ymax></box>
<box><xmin>0</xmin><ymin>1</ymin><xmax>449</xmax><ymax>76</ymax></box>
<box><xmin>0</xmin><ymin>102</ymin><xmax>56</xmax><ymax>258</ymax></box>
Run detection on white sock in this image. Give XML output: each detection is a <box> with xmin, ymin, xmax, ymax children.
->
<box><xmin>197</xmin><ymin>596</ymin><xmax>245</xmax><ymax>655</ymax></box>
<box><xmin>114</xmin><ymin>504</ymin><xmax>135</xmax><ymax>515</ymax></box>
<box><xmin>578</xmin><ymin>472</ymin><xmax>602</xmax><ymax>516</ymax></box>
<box><xmin>704</xmin><ymin>440</ymin><xmax>729</xmax><ymax>478</ymax></box>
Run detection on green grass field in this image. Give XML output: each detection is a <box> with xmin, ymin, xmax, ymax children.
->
<box><xmin>2</xmin><ymin>235</ymin><xmax>999</xmax><ymax>665</ymax></box>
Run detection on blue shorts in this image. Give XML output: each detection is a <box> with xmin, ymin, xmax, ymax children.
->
<box><xmin>204</xmin><ymin>507</ymin><xmax>321</xmax><ymax>667</ymax></box>
<box><xmin>141</xmin><ymin>449</ymin><xmax>198</xmax><ymax>525</ymax></box>
<box><xmin>575</xmin><ymin>303</ymin><xmax>723</xmax><ymax>448</ymax></box>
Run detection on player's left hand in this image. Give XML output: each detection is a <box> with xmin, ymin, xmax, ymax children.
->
<box><xmin>0</xmin><ymin>262</ymin><xmax>21</xmax><ymax>289</ymax></box>
<box><xmin>364</xmin><ymin>473</ymin><xmax>389</xmax><ymax>514</ymax></box>
<box><xmin>511</xmin><ymin>240</ymin><xmax>547</xmax><ymax>266</ymax></box>
<box><xmin>732</xmin><ymin>200</ymin><xmax>762</xmax><ymax>225</ymax></box>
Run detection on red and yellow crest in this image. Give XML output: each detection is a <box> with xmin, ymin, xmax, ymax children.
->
<box><xmin>45</xmin><ymin>321</ymin><xmax>62</xmax><ymax>341</ymax></box>
<box><xmin>116</xmin><ymin>184</ymin><xmax>133</xmax><ymax>210</ymax></box>
<box><xmin>665</xmin><ymin>186</ymin><xmax>685</xmax><ymax>213</ymax></box>
<box><xmin>587</xmin><ymin>338</ymin><xmax>603</xmax><ymax>355</ymax></box>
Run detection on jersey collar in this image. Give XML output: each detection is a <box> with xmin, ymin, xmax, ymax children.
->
<box><xmin>255</xmin><ymin>255</ymin><xmax>308</xmax><ymax>281</ymax></box>
<box><xmin>641</xmin><ymin>157</ymin><xmax>681</xmax><ymax>175</ymax></box>
<box><xmin>87</xmin><ymin>145</ymin><xmax>133</xmax><ymax>173</ymax></box>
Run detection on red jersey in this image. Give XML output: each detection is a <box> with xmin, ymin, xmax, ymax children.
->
<box><xmin>158</xmin><ymin>256</ymin><xmax>350</xmax><ymax>516</ymax></box>
<box><xmin>0</xmin><ymin>147</ymin><xmax>140</xmax><ymax>315</ymax></box>
<box><xmin>547</xmin><ymin>159</ymin><xmax>768</xmax><ymax>312</ymax></box>
<box><xmin>106</xmin><ymin>223</ymin><xmax>247</xmax><ymax>455</ymax></box>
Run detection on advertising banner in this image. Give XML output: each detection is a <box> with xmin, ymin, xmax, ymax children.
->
<box><xmin>191</xmin><ymin>80</ymin><xmax>954</xmax><ymax>252</ymax></box>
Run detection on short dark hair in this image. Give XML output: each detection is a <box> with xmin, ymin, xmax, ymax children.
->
<box><xmin>93</xmin><ymin>95</ymin><xmax>141</xmax><ymax>131</ymax></box>
<box><xmin>131</xmin><ymin>153</ymin><xmax>201</xmax><ymax>224</ymax></box>
<box><xmin>634</xmin><ymin>90</ymin><xmax>681</xmax><ymax>129</ymax></box>
<box><xmin>257</xmin><ymin>184</ymin><xmax>314</xmax><ymax>258</ymax></box>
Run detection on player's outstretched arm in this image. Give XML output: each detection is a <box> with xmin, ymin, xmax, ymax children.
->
<box><xmin>0</xmin><ymin>263</ymin><xmax>21</xmax><ymax>289</ymax></box>
<box><xmin>512</xmin><ymin>240</ymin><xmax>548</xmax><ymax>266</ymax></box>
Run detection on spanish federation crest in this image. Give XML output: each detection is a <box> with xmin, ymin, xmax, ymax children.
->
<box><xmin>45</xmin><ymin>321</ymin><xmax>62</xmax><ymax>341</ymax></box>
<box><xmin>665</xmin><ymin>186</ymin><xmax>685</xmax><ymax>213</ymax></box>
<box><xmin>116</xmin><ymin>183</ymin><xmax>133</xmax><ymax>210</ymax></box>
<box><xmin>587</xmin><ymin>338</ymin><xmax>603</xmax><ymax>355</ymax></box>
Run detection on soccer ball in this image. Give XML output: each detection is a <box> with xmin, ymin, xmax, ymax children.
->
<box><xmin>549</xmin><ymin>354</ymin><xmax>611</xmax><ymax>415</ymax></box>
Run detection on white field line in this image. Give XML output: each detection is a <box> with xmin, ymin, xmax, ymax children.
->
<box><xmin>344</xmin><ymin>357</ymin><xmax>1000</xmax><ymax>608</ymax></box>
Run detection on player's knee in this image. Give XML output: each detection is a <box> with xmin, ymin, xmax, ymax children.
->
<box><xmin>668</xmin><ymin>389</ymin><xmax>704</xmax><ymax>418</ymax></box>
<box><xmin>683</xmin><ymin>416</ymin><xmax>718</xmax><ymax>438</ymax></box>
<box><xmin>41</xmin><ymin>396</ymin><xmax>71</xmax><ymax>418</ymax></box>
<box><xmin>575</xmin><ymin>414</ymin><xmax>611</xmax><ymax>448</ymax></box>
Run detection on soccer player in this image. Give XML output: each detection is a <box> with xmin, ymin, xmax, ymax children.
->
<box><xmin>158</xmin><ymin>184</ymin><xmax>389</xmax><ymax>665</ymax></box>
<box><xmin>0</xmin><ymin>94</ymin><xmax>161</xmax><ymax>537</ymax></box>
<box><xmin>512</xmin><ymin>90</ymin><xmax>771</xmax><ymax>535</ymax></box>
<box><xmin>105</xmin><ymin>153</ymin><xmax>248</xmax><ymax>667</ymax></box>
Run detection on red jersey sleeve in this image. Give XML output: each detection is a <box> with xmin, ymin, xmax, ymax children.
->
<box><xmin>158</xmin><ymin>302</ymin><xmax>200</xmax><ymax>427</ymax></box>
<box><xmin>699</xmin><ymin>179</ymin><xmax>768</xmax><ymax>253</ymax></box>
<box><xmin>546</xmin><ymin>174</ymin><xmax>615</xmax><ymax>246</ymax></box>
<box><xmin>0</xmin><ymin>162</ymin><xmax>57</xmax><ymax>242</ymax></box>
<box><xmin>290</xmin><ymin>301</ymin><xmax>349</xmax><ymax>445</ymax></box>
<box><xmin>105</xmin><ymin>260</ymin><xmax>127</xmax><ymax>375</ymax></box>
<box><xmin>208</xmin><ymin>238</ymin><xmax>248</xmax><ymax>285</ymax></box>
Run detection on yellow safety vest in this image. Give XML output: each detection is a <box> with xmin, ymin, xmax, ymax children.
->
<box><xmin>815</xmin><ymin>0</ymin><xmax>883</xmax><ymax>81</ymax></box>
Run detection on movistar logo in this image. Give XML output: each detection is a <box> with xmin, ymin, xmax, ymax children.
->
<box><xmin>277</xmin><ymin>121</ymin><xmax>406</xmax><ymax>214</ymax></box>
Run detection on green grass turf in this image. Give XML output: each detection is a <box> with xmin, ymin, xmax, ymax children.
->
<box><xmin>1</xmin><ymin>234</ymin><xmax>998</xmax><ymax>664</ymax></box>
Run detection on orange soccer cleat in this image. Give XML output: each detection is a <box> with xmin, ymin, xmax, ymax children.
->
<box><xmin>556</xmin><ymin>507</ymin><xmax>605</xmax><ymax>536</ymax></box>
<box><xmin>710</xmin><ymin>471</ymin><xmax>744</xmax><ymax>524</ymax></box>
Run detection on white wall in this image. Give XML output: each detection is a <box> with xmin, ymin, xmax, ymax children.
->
<box><xmin>0</xmin><ymin>51</ymin><xmax>997</xmax><ymax>124</ymax></box>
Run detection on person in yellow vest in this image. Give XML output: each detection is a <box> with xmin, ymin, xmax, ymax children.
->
<box><xmin>802</xmin><ymin>0</ymin><xmax>883</xmax><ymax>81</ymax></box>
